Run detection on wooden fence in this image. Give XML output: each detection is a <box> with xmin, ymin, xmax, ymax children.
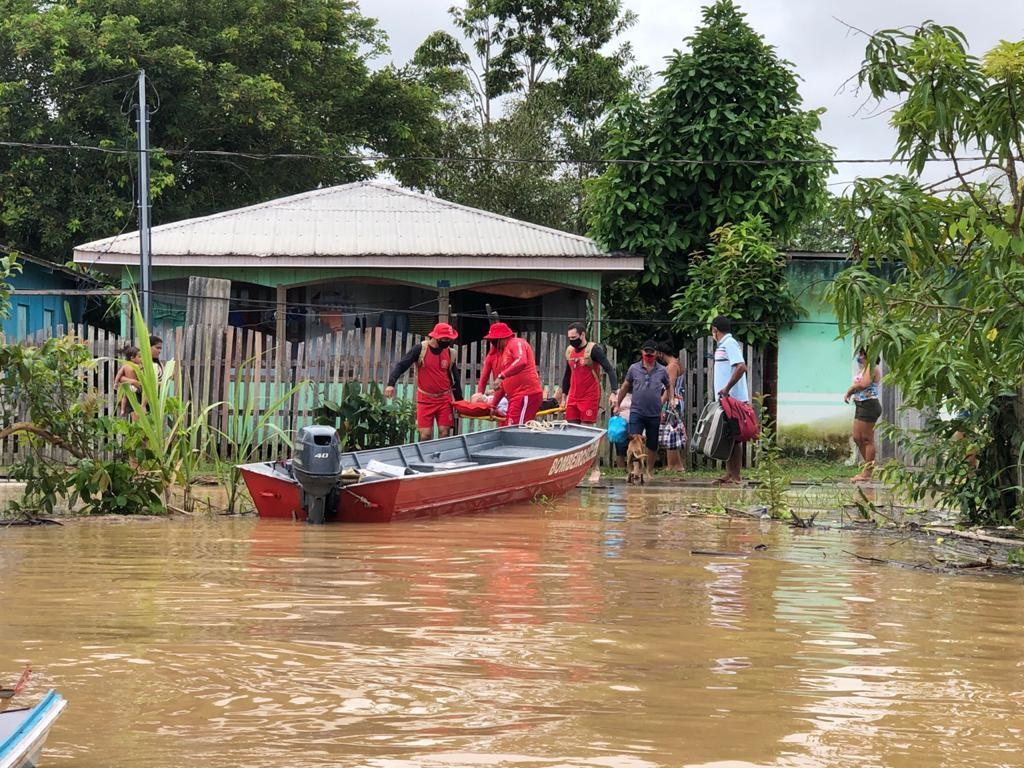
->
<box><xmin>0</xmin><ymin>325</ymin><xmax>619</xmax><ymax>465</ymax></box>
<box><xmin>2</xmin><ymin>323</ymin><xmax>916</xmax><ymax>469</ymax></box>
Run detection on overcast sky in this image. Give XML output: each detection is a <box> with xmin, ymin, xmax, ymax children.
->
<box><xmin>365</xmin><ymin>0</ymin><xmax>1021</xmax><ymax>190</ymax></box>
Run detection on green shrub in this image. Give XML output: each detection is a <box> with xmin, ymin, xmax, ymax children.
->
<box><xmin>315</xmin><ymin>382</ymin><xmax>416</xmax><ymax>450</ymax></box>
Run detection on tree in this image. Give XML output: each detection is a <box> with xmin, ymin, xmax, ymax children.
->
<box><xmin>0</xmin><ymin>0</ymin><xmax>442</xmax><ymax>266</ymax></box>
<box><xmin>0</xmin><ymin>253</ymin><xmax>18</xmax><ymax>315</ymax></box>
<box><xmin>827</xmin><ymin>24</ymin><xmax>1024</xmax><ymax>525</ymax></box>
<box><xmin>422</xmin><ymin>92</ymin><xmax>576</xmax><ymax>230</ymax></box>
<box><xmin>784</xmin><ymin>194</ymin><xmax>854</xmax><ymax>253</ymax></box>
<box><xmin>671</xmin><ymin>215</ymin><xmax>803</xmax><ymax>421</ymax></box>
<box><xmin>586</xmin><ymin>0</ymin><xmax>833</xmax><ymax>347</ymax></box>
<box><xmin>410</xmin><ymin>0</ymin><xmax>644</xmax><ymax>231</ymax></box>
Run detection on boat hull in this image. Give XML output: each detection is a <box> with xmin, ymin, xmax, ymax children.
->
<box><xmin>0</xmin><ymin>690</ymin><xmax>66</xmax><ymax>768</ymax></box>
<box><xmin>240</xmin><ymin>424</ymin><xmax>603</xmax><ymax>523</ymax></box>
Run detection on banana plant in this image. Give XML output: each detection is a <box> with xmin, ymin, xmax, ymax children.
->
<box><xmin>214</xmin><ymin>349</ymin><xmax>307</xmax><ymax>514</ymax></box>
<box><xmin>120</xmin><ymin>300</ymin><xmax>221</xmax><ymax>511</ymax></box>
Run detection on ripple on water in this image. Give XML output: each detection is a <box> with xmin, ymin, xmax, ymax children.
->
<box><xmin>1</xmin><ymin>502</ymin><xmax>1022</xmax><ymax>768</ymax></box>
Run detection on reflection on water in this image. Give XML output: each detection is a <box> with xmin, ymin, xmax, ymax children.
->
<box><xmin>1</xmin><ymin>486</ymin><xmax>1022</xmax><ymax>768</ymax></box>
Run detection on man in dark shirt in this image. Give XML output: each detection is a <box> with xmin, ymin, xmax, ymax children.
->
<box><xmin>560</xmin><ymin>322</ymin><xmax>618</xmax><ymax>424</ymax></box>
<box><xmin>384</xmin><ymin>322</ymin><xmax>462</xmax><ymax>441</ymax></box>
<box><xmin>612</xmin><ymin>339</ymin><xmax>670</xmax><ymax>475</ymax></box>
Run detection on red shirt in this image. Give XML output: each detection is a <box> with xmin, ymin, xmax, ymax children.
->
<box><xmin>477</xmin><ymin>348</ymin><xmax>500</xmax><ymax>393</ymax></box>
<box><xmin>566</xmin><ymin>344</ymin><xmax>601</xmax><ymax>404</ymax></box>
<box><xmin>491</xmin><ymin>337</ymin><xmax>542</xmax><ymax>405</ymax></box>
<box><xmin>418</xmin><ymin>347</ymin><xmax>453</xmax><ymax>400</ymax></box>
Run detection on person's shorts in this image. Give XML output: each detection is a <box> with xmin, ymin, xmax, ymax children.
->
<box><xmin>854</xmin><ymin>398</ymin><xmax>882</xmax><ymax>424</ymax></box>
<box><xmin>628</xmin><ymin>412</ymin><xmax>660</xmax><ymax>451</ymax></box>
<box><xmin>417</xmin><ymin>399</ymin><xmax>454</xmax><ymax>429</ymax></box>
<box><xmin>504</xmin><ymin>391</ymin><xmax>543</xmax><ymax>426</ymax></box>
<box><xmin>565</xmin><ymin>399</ymin><xmax>599</xmax><ymax>424</ymax></box>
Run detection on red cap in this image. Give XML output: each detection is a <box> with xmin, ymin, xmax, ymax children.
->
<box><xmin>428</xmin><ymin>322</ymin><xmax>458</xmax><ymax>340</ymax></box>
<box><xmin>483</xmin><ymin>322</ymin><xmax>515</xmax><ymax>340</ymax></box>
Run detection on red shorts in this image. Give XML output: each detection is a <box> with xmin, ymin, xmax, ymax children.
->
<box><xmin>416</xmin><ymin>399</ymin><xmax>454</xmax><ymax>429</ymax></box>
<box><xmin>504</xmin><ymin>391</ymin><xmax>542</xmax><ymax>427</ymax></box>
<box><xmin>565</xmin><ymin>399</ymin><xmax>599</xmax><ymax>424</ymax></box>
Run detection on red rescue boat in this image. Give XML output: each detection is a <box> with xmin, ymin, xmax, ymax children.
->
<box><xmin>239</xmin><ymin>423</ymin><xmax>604</xmax><ymax>523</ymax></box>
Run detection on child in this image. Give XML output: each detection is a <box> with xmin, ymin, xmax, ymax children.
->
<box><xmin>113</xmin><ymin>345</ymin><xmax>143</xmax><ymax>418</ymax></box>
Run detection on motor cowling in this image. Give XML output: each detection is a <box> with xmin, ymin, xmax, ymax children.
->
<box><xmin>292</xmin><ymin>426</ymin><xmax>343</xmax><ymax>524</ymax></box>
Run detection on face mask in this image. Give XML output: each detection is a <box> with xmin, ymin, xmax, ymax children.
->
<box><xmin>568</xmin><ymin>338</ymin><xmax>584</xmax><ymax>349</ymax></box>
<box><xmin>437</xmin><ymin>339</ymin><xmax>453</xmax><ymax>349</ymax></box>
<box><xmin>642</xmin><ymin>352</ymin><xmax>656</xmax><ymax>363</ymax></box>
<box><xmin>856</xmin><ymin>354</ymin><xmax>865</xmax><ymax>364</ymax></box>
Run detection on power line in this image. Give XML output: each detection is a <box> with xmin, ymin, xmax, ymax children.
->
<box><xmin>0</xmin><ymin>72</ymin><xmax>138</xmax><ymax>110</ymax></box>
<box><xmin>120</xmin><ymin>285</ymin><xmax>843</xmax><ymax>329</ymax></box>
<box><xmin>0</xmin><ymin>138</ymin><xmax>1002</xmax><ymax>167</ymax></box>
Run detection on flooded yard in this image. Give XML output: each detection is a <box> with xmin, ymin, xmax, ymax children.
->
<box><xmin>1</xmin><ymin>485</ymin><xmax>1022</xmax><ymax>767</ymax></box>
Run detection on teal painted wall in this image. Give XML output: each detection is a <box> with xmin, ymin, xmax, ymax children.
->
<box><xmin>3</xmin><ymin>261</ymin><xmax>87</xmax><ymax>340</ymax></box>
<box><xmin>777</xmin><ymin>258</ymin><xmax>855</xmax><ymax>454</ymax></box>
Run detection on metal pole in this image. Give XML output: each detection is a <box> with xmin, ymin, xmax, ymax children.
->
<box><xmin>137</xmin><ymin>69</ymin><xmax>153</xmax><ymax>328</ymax></box>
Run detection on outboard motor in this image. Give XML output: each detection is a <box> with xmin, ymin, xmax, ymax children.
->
<box><xmin>291</xmin><ymin>426</ymin><xmax>343</xmax><ymax>524</ymax></box>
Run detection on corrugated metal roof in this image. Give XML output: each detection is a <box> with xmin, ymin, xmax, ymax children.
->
<box><xmin>74</xmin><ymin>181</ymin><xmax>637</xmax><ymax>270</ymax></box>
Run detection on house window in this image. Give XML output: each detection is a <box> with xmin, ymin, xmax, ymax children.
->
<box><xmin>16</xmin><ymin>304</ymin><xmax>29</xmax><ymax>339</ymax></box>
<box><xmin>43</xmin><ymin>308</ymin><xmax>55</xmax><ymax>333</ymax></box>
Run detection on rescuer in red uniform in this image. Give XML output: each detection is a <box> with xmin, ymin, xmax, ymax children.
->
<box><xmin>484</xmin><ymin>322</ymin><xmax>543</xmax><ymax>427</ymax></box>
<box><xmin>560</xmin><ymin>322</ymin><xmax>618</xmax><ymax>424</ymax></box>
<box><xmin>385</xmin><ymin>322</ymin><xmax>462</xmax><ymax>441</ymax></box>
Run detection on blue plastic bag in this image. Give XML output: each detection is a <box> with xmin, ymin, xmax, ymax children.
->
<box><xmin>607</xmin><ymin>415</ymin><xmax>627</xmax><ymax>446</ymax></box>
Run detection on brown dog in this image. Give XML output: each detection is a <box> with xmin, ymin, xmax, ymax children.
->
<box><xmin>626</xmin><ymin>434</ymin><xmax>647</xmax><ymax>485</ymax></box>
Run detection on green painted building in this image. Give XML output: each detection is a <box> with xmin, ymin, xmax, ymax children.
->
<box><xmin>777</xmin><ymin>252</ymin><xmax>857</xmax><ymax>455</ymax></box>
<box><xmin>73</xmin><ymin>181</ymin><xmax>642</xmax><ymax>342</ymax></box>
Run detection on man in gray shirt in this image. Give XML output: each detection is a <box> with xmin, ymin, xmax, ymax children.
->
<box><xmin>612</xmin><ymin>339</ymin><xmax>670</xmax><ymax>477</ymax></box>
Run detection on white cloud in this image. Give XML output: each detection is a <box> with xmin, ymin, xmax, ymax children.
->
<box><xmin>364</xmin><ymin>0</ymin><xmax>1021</xmax><ymax>189</ymax></box>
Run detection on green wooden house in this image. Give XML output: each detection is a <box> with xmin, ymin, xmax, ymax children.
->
<box><xmin>72</xmin><ymin>181</ymin><xmax>641</xmax><ymax>342</ymax></box>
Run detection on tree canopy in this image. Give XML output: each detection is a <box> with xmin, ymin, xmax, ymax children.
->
<box><xmin>828</xmin><ymin>23</ymin><xmax>1024</xmax><ymax>524</ymax></box>
<box><xmin>0</xmin><ymin>0</ymin><xmax>441</xmax><ymax>265</ymax></box>
<box><xmin>671</xmin><ymin>216</ymin><xmax>802</xmax><ymax>349</ymax></box>
<box><xmin>586</xmin><ymin>0</ymin><xmax>834</xmax><ymax>289</ymax></box>
<box><xmin>410</xmin><ymin>0</ymin><xmax>645</xmax><ymax>232</ymax></box>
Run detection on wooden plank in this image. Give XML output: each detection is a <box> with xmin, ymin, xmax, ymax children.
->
<box><xmin>209</xmin><ymin>326</ymin><xmax>225</xmax><ymax>437</ymax></box>
<box><xmin>329</xmin><ymin>331</ymin><xmax>342</xmax><ymax>390</ymax></box>
<box><xmin>309</xmin><ymin>333</ymin><xmax>325</xmax><ymax>427</ymax></box>
<box><xmin>219</xmin><ymin>326</ymin><xmax>235</xmax><ymax>456</ymax></box>
<box><xmin>360</xmin><ymin>327</ymin><xmax>372</xmax><ymax>388</ymax></box>
<box><xmin>251</xmin><ymin>331</ymin><xmax>266</xmax><ymax>460</ymax></box>
<box><xmin>240</xmin><ymin>328</ymin><xmax>256</xmax><ymax>457</ymax></box>
<box><xmin>197</xmin><ymin>327</ymin><xmax>214</xmax><ymax>428</ymax></box>
<box><xmin>185</xmin><ymin>325</ymin><xmax>198</xmax><ymax>403</ymax></box>
<box><xmin>371</xmin><ymin>326</ymin><xmax>383</xmax><ymax>390</ymax></box>
<box><xmin>288</xmin><ymin>338</ymin><xmax>305</xmax><ymax>438</ymax></box>
<box><xmin>185</xmin><ymin>276</ymin><xmax>231</xmax><ymax>327</ymax></box>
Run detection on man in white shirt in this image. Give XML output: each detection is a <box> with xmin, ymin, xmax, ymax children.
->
<box><xmin>711</xmin><ymin>316</ymin><xmax>749</xmax><ymax>484</ymax></box>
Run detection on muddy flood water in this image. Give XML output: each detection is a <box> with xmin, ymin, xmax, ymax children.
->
<box><xmin>2</xmin><ymin>485</ymin><xmax>1023</xmax><ymax>768</ymax></box>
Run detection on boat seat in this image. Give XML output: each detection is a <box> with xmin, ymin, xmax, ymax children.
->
<box><xmin>405</xmin><ymin>460</ymin><xmax>478</xmax><ymax>473</ymax></box>
<box><xmin>470</xmin><ymin>446</ymin><xmax>552</xmax><ymax>460</ymax></box>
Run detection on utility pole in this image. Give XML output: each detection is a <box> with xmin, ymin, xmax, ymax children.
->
<box><xmin>137</xmin><ymin>69</ymin><xmax>153</xmax><ymax>327</ymax></box>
